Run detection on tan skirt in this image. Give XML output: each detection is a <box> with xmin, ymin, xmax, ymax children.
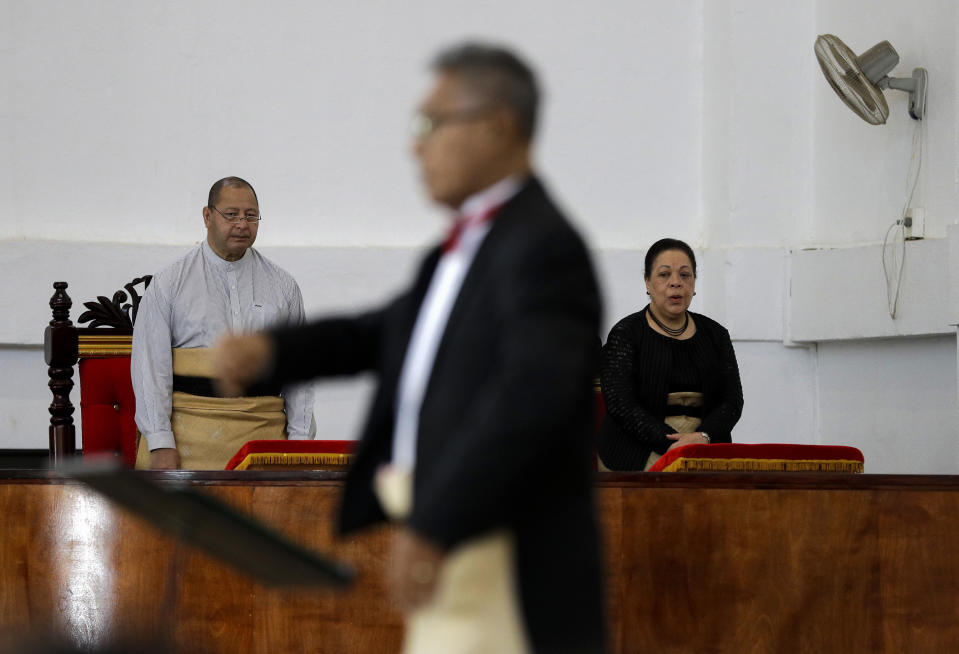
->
<box><xmin>374</xmin><ymin>466</ymin><xmax>531</xmax><ymax>654</ymax></box>
<box><xmin>135</xmin><ymin>348</ymin><xmax>287</xmax><ymax>470</ymax></box>
<box><xmin>598</xmin><ymin>391</ymin><xmax>704</xmax><ymax>472</ymax></box>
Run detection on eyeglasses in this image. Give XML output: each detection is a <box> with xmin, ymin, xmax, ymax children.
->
<box><xmin>411</xmin><ymin>106</ymin><xmax>495</xmax><ymax>140</ymax></box>
<box><xmin>210</xmin><ymin>205</ymin><xmax>262</xmax><ymax>223</ymax></box>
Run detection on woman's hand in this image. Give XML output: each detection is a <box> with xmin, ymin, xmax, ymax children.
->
<box><xmin>666</xmin><ymin>432</ymin><xmax>709</xmax><ymax>451</ymax></box>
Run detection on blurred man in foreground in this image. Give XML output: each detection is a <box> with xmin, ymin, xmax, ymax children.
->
<box><xmin>215</xmin><ymin>44</ymin><xmax>606</xmax><ymax>654</ymax></box>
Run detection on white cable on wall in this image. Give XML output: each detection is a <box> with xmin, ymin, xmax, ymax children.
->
<box><xmin>882</xmin><ymin>108</ymin><xmax>925</xmax><ymax>319</ymax></box>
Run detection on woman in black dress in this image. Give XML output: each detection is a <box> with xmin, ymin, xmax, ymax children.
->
<box><xmin>598</xmin><ymin>238</ymin><xmax>743</xmax><ymax>471</ymax></box>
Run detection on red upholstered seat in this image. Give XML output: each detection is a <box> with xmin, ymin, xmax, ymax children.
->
<box><xmin>647</xmin><ymin>443</ymin><xmax>865</xmax><ymax>473</ymax></box>
<box><xmin>226</xmin><ymin>439</ymin><xmax>356</xmax><ymax>471</ymax></box>
<box><xmin>78</xmin><ymin>357</ymin><xmax>138</xmax><ymax>468</ymax></box>
<box><xmin>591</xmin><ymin>379</ymin><xmax>864</xmax><ymax>473</ymax></box>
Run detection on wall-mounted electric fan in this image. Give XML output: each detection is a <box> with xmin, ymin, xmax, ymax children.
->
<box><xmin>815</xmin><ymin>34</ymin><xmax>930</xmax><ymax>320</ymax></box>
<box><xmin>814</xmin><ymin>34</ymin><xmax>927</xmax><ymax>124</ymax></box>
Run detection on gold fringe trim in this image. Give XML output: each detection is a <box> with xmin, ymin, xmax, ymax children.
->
<box><xmin>78</xmin><ymin>333</ymin><xmax>133</xmax><ymax>357</ymax></box>
<box><xmin>660</xmin><ymin>457</ymin><xmax>864</xmax><ymax>473</ymax></box>
<box><xmin>233</xmin><ymin>452</ymin><xmax>355</xmax><ymax>471</ymax></box>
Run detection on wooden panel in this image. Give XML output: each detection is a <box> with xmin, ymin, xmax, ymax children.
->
<box><xmin>0</xmin><ymin>478</ymin><xmax>403</xmax><ymax>653</ymax></box>
<box><xmin>601</xmin><ymin>487</ymin><xmax>884</xmax><ymax>653</ymax></box>
<box><xmin>876</xmin><ymin>490</ymin><xmax>959</xmax><ymax>652</ymax></box>
<box><xmin>595</xmin><ymin>485</ymin><xmax>624</xmax><ymax>654</ymax></box>
<box><xmin>239</xmin><ymin>484</ymin><xmax>403</xmax><ymax>654</ymax></box>
<box><xmin>1</xmin><ymin>472</ymin><xmax>957</xmax><ymax>653</ymax></box>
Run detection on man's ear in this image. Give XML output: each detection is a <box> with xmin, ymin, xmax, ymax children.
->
<box><xmin>202</xmin><ymin>206</ymin><xmax>212</xmax><ymax>229</ymax></box>
<box><xmin>494</xmin><ymin>107</ymin><xmax>521</xmax><ymax>139</ymax></box>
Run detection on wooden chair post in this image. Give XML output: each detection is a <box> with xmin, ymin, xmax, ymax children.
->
<box><xmin>44</xmin><ymin>281</ymin><xmax>78</xmax><ymax>461</ymax></box>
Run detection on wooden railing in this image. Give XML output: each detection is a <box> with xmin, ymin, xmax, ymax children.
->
<box><xmin>1</xmin><ymin>471</ymin><xmax>957</xmax><ymax>653</ymax></box>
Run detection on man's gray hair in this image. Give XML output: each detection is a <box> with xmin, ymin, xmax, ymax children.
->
<box><xmin>432</xmin><ymin>42</ymin><xmax>539</xmax><ymax>142</ymax></box>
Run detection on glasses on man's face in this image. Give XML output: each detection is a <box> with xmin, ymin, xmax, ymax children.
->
<box><xmin>411</xmin><ymin>106</ymin><xmax>494</xmax><ymax>140</ymax></box>
<box><xmin>210</xmin><ymin>205</ymin><xmax>262</xmax><ymax>223</ymax></box>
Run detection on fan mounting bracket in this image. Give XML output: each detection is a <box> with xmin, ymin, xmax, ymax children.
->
<box><xmin>882</xmin><ymin>68</ymin><xmax>928</xmax><ymax>120</ymax></box>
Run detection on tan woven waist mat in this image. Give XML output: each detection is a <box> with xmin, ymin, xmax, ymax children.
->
<box><xmin>373</xmin><ymin>466</ymin><xmax>530</xmax><ymax>654</ymax></box>
<box><xmin>135</xmin><ymin>348</ymin><xmax>287</xmax><ymax>470</ymax></box>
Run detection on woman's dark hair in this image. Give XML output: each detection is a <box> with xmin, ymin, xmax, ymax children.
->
<box><xmin>644</xmin><ymin>238</ymin><xmax>697</xmax><ymax>279</ymax></box>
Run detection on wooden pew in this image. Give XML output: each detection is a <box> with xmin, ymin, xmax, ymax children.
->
<box><xmin>1</xmin><ymin>470</ymin><xmax>956</xmax><ymax>653</ymax></box>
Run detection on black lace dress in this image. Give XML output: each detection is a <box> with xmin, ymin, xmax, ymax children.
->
<box><xmin>598</xmin><ymin>307</ymin><xmax>744</xmax><ymax>471</ymax></box>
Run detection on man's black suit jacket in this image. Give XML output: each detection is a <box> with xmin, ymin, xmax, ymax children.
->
<box><xmin>267</xmin><ymin>177</ymin><xmax>606</xmax><ymax>654</ymax></box>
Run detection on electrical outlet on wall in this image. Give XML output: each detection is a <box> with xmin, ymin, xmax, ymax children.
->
<box><xmin>904</xmin><ymin>208</ymin><xmax>925</xmax><ymax>240</ymax></box>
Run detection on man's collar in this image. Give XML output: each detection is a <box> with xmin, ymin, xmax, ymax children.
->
<box><xmin>456</xmin><ymin>175</ymin><xmax>524</xmax><ymax>220</ymax></box>
<box><xmin>202</xmin><ymin>239</ymin><xmax>250</xmax><ymax>270</ymax></box>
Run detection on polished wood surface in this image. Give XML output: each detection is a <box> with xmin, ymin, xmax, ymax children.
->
<box><xmin>597</xmin><ymin>475</ymin><xmax>959</xmax><ymax>653</ymax></box>
<box><xmin>1</xmin><ymin>471</ymin><xmax>957</xmax><ymax>653</ymax></box>
<box><xmin>0</xmin><ymin>471</ymin><xmax>401</xmax><ymax>653</ymax></box>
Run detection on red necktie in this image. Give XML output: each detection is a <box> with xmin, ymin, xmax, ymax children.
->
<box><xmin>442</xmin><ymin>203</ymin><xmax>503</xmax><ymax>253</ymax></box>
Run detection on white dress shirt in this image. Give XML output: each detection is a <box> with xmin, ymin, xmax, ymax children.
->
<box><xmin>391</xmin><ymin>176</ymin><xmax>522</xmax><ymax>469</ymax></box>
<box><xmin>132</xmin><ymin>240</ymin><xmax>315</xmax><ymax>450</ymax></box>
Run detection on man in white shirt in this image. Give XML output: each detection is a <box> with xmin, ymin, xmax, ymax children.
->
<box><xmin>131</xmin><ymin>176</ymin><xmax>315</xmax><ymax>470</ymax></box>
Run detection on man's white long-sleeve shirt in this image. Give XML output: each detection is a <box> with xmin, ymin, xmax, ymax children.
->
<box><xmin>132</xmin><ymin>240</ymin><xmax>315</xmax><ymax>450</ymax></box>
<box><xmin>391</xmin><ymin>176</ymin><xmax>522</xmax><ymax>469</ymax></box>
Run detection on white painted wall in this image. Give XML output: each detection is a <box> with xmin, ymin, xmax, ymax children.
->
<box><xmin>817</xmin><ymin>336</ymin><xmax>959</xmax><ymax>474</ymax></box>
<box><xmin>701</xmin><ymin>0</ymin><xmax>959</xmax><ymax>474</ymax></box>
<box><xmin>702</xmin><ymin>0</ymin><xmax>814</xmax><ymax>249</ymax></box>
<box><xmin>4</xmin><ymin>1</ymin><xmax>958</xmax><ymax>473</ymax></box>
<box><xmin>2</xmin><ymin>1</ymin><xmax>702</xmax><ymax>250</ymax></box>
